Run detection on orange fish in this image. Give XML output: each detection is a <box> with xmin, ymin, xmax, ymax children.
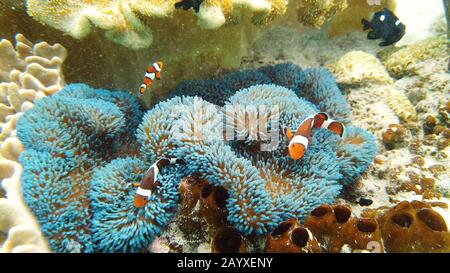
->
<box><xmin>312</xmin><ymin>112</ymin><xmax>345</xmax><ymax>137</ymax></box>
<box><xmin>139</xmin><ymin>61</ymin><xmax>163</xmax><ymax>95</ymax></box>
<box><xmin>284</xmin><ymin>117</ymin><xmax>314</xmax><ymax>161</ymax></box>
<box><xmin>133</xmin><ymin>157</ymin><xmax>183</xmax><ymax>208</ymax></box>
<box><xmin>284</xmin><ymin>112</ymin><xmax>346</xmax><ymax>160</ymax></box>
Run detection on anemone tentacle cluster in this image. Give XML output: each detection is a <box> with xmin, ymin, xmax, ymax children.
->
<box><xmin>17</xmin><ymin>63</ymin><xmax>376</xmax><ymax>252</ymax></box>
<box><xmin>141</xmin><ymin>63</ymin><xmax>375</xmax><ymax>234</ymax></box>
<box><xmin>17</xmin><ymin>84</ymin><xmax>145</xmax><ymax>252</ymax></box>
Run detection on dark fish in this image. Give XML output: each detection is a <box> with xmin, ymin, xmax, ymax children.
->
<box><xmin>358</xmin><ymin>198</ymin><xmax>373</xmax><ymax>206</ymax></box>
<box><xmin>174</xmin><ymin>0</ymin><xmax>204</xmax><ymax>13</ymax></box>
<box><xmin>361</xmin><ymin>8</ymin><xmax>406</xmax><ymax>46</ymax></box>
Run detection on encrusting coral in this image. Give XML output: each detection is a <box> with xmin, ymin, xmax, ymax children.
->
<box><xmin>16</xmin><ymin>63</ymin><xmax>377</xmax><ymax>252</ymax></box>
<box><xmin>0</xmin><ymin>33</ymin><xmax>67</xmax><ymax>253</ymax></box>
<box><xmin>378</xmin><ymin>36</ymin><xmax>449</xmax><ymax>78</ymax></box>
<box><xmin>327</xmin><ymin>51</ymin><xmax>393</xmax><ymax>86</ymax></box>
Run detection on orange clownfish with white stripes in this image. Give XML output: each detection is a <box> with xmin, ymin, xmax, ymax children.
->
<box><xmin>284</xmin><ymin>112</ymin><xmax>345</xmax><ymax>161</ymax></box>
<box><xmin>133</xmin><ymin>157</ymin><xmax>184</xmax><ymax>208</ymax></box>
<box><xmin>139</xmin><ymin>61</ymin><xmax>164</xmax><ymax>95</ymax></box>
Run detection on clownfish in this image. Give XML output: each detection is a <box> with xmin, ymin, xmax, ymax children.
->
<box><xmin>133</xmin><ymin>157</ymin><xmax>184</xmax><ymax>208</ymax></box>
<box><xmin>139</xmin><ymin>61</ymin><xmax>163</xmax><ymax>95</ymax></box>
<box><xmin>284</xmin><ymin>117</ymin><xmax>314</xmax><ymax>161</ymax></box>
<box><xmin>284</xmin><ymin>112</ymin><xmax>346</xmax><ymax>160</ymax></box>
<box><xmin>310</xmin><ymin>112</ymin><xmax>346</xmax><ymax>138</ymax></box>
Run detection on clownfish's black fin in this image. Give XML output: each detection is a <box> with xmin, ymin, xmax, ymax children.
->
<box><xmin>361</xmin><ymin>19</ymin><xmax>371</xmax><ymax>31</ymax></box>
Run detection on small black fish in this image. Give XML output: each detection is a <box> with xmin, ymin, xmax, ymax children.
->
<box><xmin>175</xmin><ymin>0</ymin><xmax>204</xmax><ymax>13</ymax></box>
<box><xmin>358</xmin><ymin>197</ymin><xmax>373</xmax><ymax>207</ymax></box>
<box><xmin>361</xmin><ymin>8</ymin><xmax>405</xmax><ymax>47</ymax></box>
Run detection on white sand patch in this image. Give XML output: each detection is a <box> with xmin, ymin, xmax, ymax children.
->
<box><xmin>395</xmin><ymin>0</ymin><xmax>446</xmax><ymax>45</ymax></box>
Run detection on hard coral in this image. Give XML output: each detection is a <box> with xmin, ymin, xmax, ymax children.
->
<box><xmin>139</xmin><ymin>63</ymin><xmax>376</xmax><ymax>235</ymax></box>
<box><xmin>295</xmin><ymin>0</ymin><xmax>348</xmax><ymax>28</ymax></box>
<box><xmin>16</xmin><ymin>83</ymin><xmax>143</xmax><ymax>252</ymax></box>
<box><xmin>0</xmin><ymin>33</ymin><xmax>66</xmax><ymax>253</ymax></box>
<box><xmin>379</xmin><ymin>36</ymin><xmax>448</xmax><ymax>78</ymax></box>
<box><xmin>26</xmin><ymin>0</ymin><xmax>288</xmax><ymax>49</ymax></box>
<box><xmin>89</xmin><ymin>157</ymin><xmax>184</xmax><ymax>252</ymax></box>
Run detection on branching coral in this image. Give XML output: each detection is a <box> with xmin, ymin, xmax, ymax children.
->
<box><xmin>16</xmin><ymin>83</ymin><xmax>143</xmax><ymax>252</ymax></box>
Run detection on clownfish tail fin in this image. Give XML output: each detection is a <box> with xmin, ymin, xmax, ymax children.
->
<box><xmin>284</xmin><ymin>126</ymin><xmax>293</xmax><ymax>140</ymax></box>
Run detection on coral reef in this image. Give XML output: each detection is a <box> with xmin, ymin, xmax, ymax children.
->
<box><xmin>304</xmin><ymin>204</ymin><xmax>384</xmax><ymax>253</ymax></box>
<box><xmin>267</xmin><ymin>201</ymin><xmax>450</xmax><ymax>253</ymax></box>
<box><xmin>378</xmin><ymin>36</ymin><xmax>448</xmax><ymax>78</ymax></box>
<box><xmin>0</xmin><ymin>33</ymin><xmax>66</xmax><ymax>160</ymax></box>
<box><xmin>25</xmin><ymin>0</ymin><xmax>288</xmax><ymax>49</ymax></box>
<box><xmin>295</xmin><ymin>0</ymin><xmax>348</xmax><ymax>28</ymax></box>
<box><xmin>0</xmin><ymin>33</ymin><xmax>67</xmax><ymax>253</ymax></box>
<box><xmin>382</xmin><ymin>124</ymin><xmax>409</xmax><ymax>150</ymax></box>
<box><xmin>139</xmin><ymin>63</ymin><xmax>376</xmax><ymax>235</ymax></box>
<box><xmin>16</xmin><ymin>83</ymin><xmax>143</xmax><ymax>252</ymax></box>
<box><xmin>327</xmin><ymin>51</ymin><xmax>393</xmax><ymax>86</ymax></box>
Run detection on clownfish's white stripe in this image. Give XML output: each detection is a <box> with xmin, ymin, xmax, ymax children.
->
<box><xmin>153</xmin><ymin>62</ymin><xmax>161</xmax><ymax>71</ymax></box>
<box><xmin>290</xmin><ymin>135</ymin><xmax>309</xmax><ymax>150</ymax></box>
<box><xmin>136</xmin><ymin>187</ymin><xmax>152</xmax><ymax>197</ymax></box>
<box><xmin>145</xmin><ymin>72</ymin><xmax>156</xmax><ymax>80</ymax></box>
<box><xmin>140</xmin><ymin>84</ymin><xmax>146</xmax><ymax>89</ymax></box>
<box><xmin>321</xmin><ymin>118</ymin><xmax>335</xmax><ymax>129</ymax></box>
<box><xmin>170</xmin><ymin>158</ymin><xmax>177</xmax><ymax>164</ymax></box>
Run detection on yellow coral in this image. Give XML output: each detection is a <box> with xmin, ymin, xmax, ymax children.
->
<box><xmin>26</xmin><ymin>0</ymin><xmax>289</xmax><ymax>49</ymax></box>
<box><xmin>295</xmin><ymin>0</ymin><xmax>348</xmax><ymax>28</ymax></box>
<box><xmin>327</xmin><ymin>51</ymin><xmax>393</xmax><ymax>86</ymax></box>
<box><xmin>0</xmin><ymin>34</ymin><xmax>64</xmax><ymax>253</ymax></box>
<box><xmin>380</xmin><ymin>86</ymin><xmax>417</xmax><ymax>121</ymax></box>
<box><xmin>379</xmin><ymin>36</ymin><xmax>449</xmax><ymax>77</ymax></box>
